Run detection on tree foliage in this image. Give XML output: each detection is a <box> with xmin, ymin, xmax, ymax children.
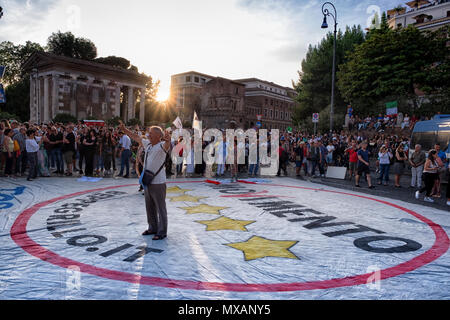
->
<box><xmin>47</xmin><ymin>31</ymin><xmax>97</xmax><ymax>60</ymax></box>
<box><xmin>95</xmin><ymin>56</ymin><xmax>131</xmax><ymax>69</ymax></box>
<box><xmin>293</xmin><ymin>25</ymin><xmax>365</xmax><ymax>131</ymax></box>
<box><xmin>53</xmin><ymin>113</ymin><xmax>78</xmax><ymax>124</ymax></box>
<box><xmin>337</xmin><ymin>25</ymin><xmax>449</xmax><ymax>115</ymax></box>
<box><xmin>0</xmin><ymin>41</ymin><xmax>44</xmax><ymax>86</ymax></box>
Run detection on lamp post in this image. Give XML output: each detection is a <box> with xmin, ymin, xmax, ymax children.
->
<box><xmin>321</xmin><ymin>2</ymin><xmax>337</xmax><ymax>134</ymax></box>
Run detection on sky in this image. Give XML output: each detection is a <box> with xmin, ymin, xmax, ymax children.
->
<box><xmin>0</xmin><ymin>0</ymin><xmax>399</xmax><ymax>101</ymax></box>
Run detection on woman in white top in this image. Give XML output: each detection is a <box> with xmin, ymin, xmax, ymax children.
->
<box><xmin>377</xmin><ymin>145</ymin><xmax>392</xmax><ymax>186</ymax></box>
<box><xmin>402</xmin><ymin>114</ymin><xmax>410</xmax><ymax>130</ymax></box>
<box><xmin>415</xmin><ymin>150</ymin><xmax>439</xmax><ymax>203</ymax></box>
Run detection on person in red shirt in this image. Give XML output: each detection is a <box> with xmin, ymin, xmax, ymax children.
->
<box><xmin>345</xmin><ymin>141</ymin><xmax>358</xmax><ymax>181</ymax></box>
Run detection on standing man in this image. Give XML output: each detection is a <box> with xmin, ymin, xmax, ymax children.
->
<box><xmin>120</xmin><ymin>121</ymin><xmax>171</xmax><ymax>240</ymax></box>
<box><xmin>48</xmin><ymin>126</ymin><xmax>64</xmax><ymax>175</ymax></box>
<box><xmin>13</xmin><ymin>127</ymin><xmax>27</xmax><ymax>177</ymax></box>
<box><xmin>409</xmin><ymin>144</ymin><xmax>426</xmax><ymax>189</ymax></box>
<box><xmin>430</xmin><ymin>143</ymin><xmax>447</xmax><ymax>198</ymax></box>
<box><xmin>25</xmin><ymin>129</ymin><xmax>43</xmax><ymax>181</ymax></box>
<box><xmin>355</xmin><ymin>141</ymin><xmax>375</xmax><ymax>189</ymax></box>
<box><xmin>62</xmin><ymin>126</ymin><xmax>76</xmax><ymax>176</ymax></box>
<box><xmin>118</xmin><ymin>130</ymin><xmax>132</xmax><ymax>178</ymax></box>
<box><xmin>345</xmin><ymin>141</ymin><xmax>358</xmax><ymax>181</ymax></box>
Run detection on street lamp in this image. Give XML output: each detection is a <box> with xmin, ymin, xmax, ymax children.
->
<box><xmin>321</xmin><ymin>2</ymin><xmax>337</xmax><ymax>133</ymax></box>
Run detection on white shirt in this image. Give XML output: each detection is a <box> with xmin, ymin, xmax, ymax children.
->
<box><xmin>26</xmin><ymin>138</ymin><xmax>40</xmax><ymax>153</ymax></box>
<box><xmin>120</xmin><ymin>135</ymin><xmax>132</xmax><ymax>150</ymax></box>
<box><xmin>378</xmin><ymin>151</ymin><xmax>392</xmax><ymax>165</ymax></box>
<box><xmin>142</xmin><ymin>140</ymin><xmax>168</xmax><ymax>184</ymax></box>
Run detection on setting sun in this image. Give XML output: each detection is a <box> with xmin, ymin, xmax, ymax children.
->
<box><xmin>156</xmin><ymin>87</ymin><xmax>171</xmax><ymax>102</ymax></box>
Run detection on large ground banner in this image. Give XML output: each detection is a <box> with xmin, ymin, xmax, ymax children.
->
<box><xmin>0</xmin><ymin>178</ymin><xmax>449</xmax><ymax>300</ymax></box>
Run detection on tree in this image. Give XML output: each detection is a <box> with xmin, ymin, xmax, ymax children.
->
<box><xmin>95</xmin><ymin>56</ymin><xmax>131</xmax><ymax>69</ymax></box>
<box><xmin>337</xmin><ymin>25</ymin><xmax>447</xmax><ymax>115</ymax></box>
<box><xmin>420</xmin><ymin>26</ymin><xmax>450</xmax><ymax>114</ymax></box>
<box><xmin>293</xmin><ymin>25</ymin><xmax>365</xmax><ymax>131</ymax></box>
<box><xmin>0</xmin><ymin>41</ymin><xmax>44</xmax><ymax>121</ymax></box>
<box><xmin>0</xmin><ymin>41</ymin><xmax>44</xmax><ymax>86</ymax></box>
<box><xmin>47</xmin><ymin>31</ymin><xmax>97</xmax><ymax>60</ymax></box>
<box><xmin>106</xmin><ymin>116</ymin><xmax>123</xmax><ymax>127</ymax></box>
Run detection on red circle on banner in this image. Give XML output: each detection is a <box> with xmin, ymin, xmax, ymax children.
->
<box><xmin>10</xmin><ymin>182</ymin><xmax>449</xmax><ymax>292</ymax></box>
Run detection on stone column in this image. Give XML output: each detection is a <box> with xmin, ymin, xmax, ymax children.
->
<box><xmin>127</xmin><ymin>86</ymin><xmax>134</xmax><ymax>121</ymax></box>
<box><xmin>51</xmin><ymin>73</ymin><xmax>60</xmax><ymax>120</ymax></box>
<box><xmin>139</xmin><ymin>87</ymin><xmax>145</xmax><ymax>125</ymax></box>
<box><xmin>43</xmin><ymin>76</ymin><xmax>50</xmax><ymax>123</ymax></box>
<box><xmin>29</xmin><ymin>75</ymin><xmax>36</xmax><ymax>123</ymax></box>
<box><xmin>86</xmin><ymin>77</ymin><xmax>94</xmax><ymax>118</ymax></box>
<box><xmin>114</xmin><ymin>85</ymin><xmax>121</xmax><ymax>117</ymax></box>
<box><xmin>70</xmin><ymin>74</ymin><xmax>78</xmax><ymax>118</ymax></box>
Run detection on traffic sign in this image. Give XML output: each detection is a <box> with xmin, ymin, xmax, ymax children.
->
<box><xmin>312</xmin><ymin>113</ymin><xmax>319</xmax><ymax>123</ymax></box>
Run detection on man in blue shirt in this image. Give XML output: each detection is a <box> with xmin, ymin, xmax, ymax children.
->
<box><xmin>355</xmin><ymin>141</ymin><xmax>375</xmax><ymax>189</ymax></box>
<box><xmin>434</xmin><ymin>143</ymin><xmax>448</xmax><ymax>198</ymax></box>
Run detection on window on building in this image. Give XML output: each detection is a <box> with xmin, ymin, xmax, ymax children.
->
<box><xmin>201</xmin><ymin>78</ymin><xmax>206</xmax><ymax>84</ymax></box>
<box><xmin>286</xmin><ymin>112</ymin><xmax>288</xmax><ymax>120</ymax></box>
<box><xmin>275</xmin><ymin>110</ymin><xmax>278</xmax><ymax>119</ymax></box>
<box><xmin>186</xmin><ymin>76</ymin><xmax>191</xmax><ymax>82</ymax></box>
<box><xmin>194</xmin><ymin>77</ymin><xmax>199</xmax><ymax>83</ymax></box>
<box><xmin>280</xmin><ymin>112</ymin><xmax>283</xmax><ymax>120</ymax></box>
<box><xmin>270</xmin><ymin>110</ymin><xmax>273</xmax><ymax>118</ymax></box>
<box><xmin>265</xmin><ymin>99</ymin><xmax>268</xmax><ymax>105</ymax></box>
<box><xmin>235</xmin><ymin>87</ymin><xmax>239</xmax><ymax>95</ymax></box>
<box><xmin>447</xmin><ymin>11</ymin><xmax>450</xmax><ymax>17</ymax></box>
<box><xmin>264</xmin><ymin>109</ymin><xmax>268</xmax><ymax>117</ymax></box>
<box><xmin>271</xmin><ymin>100</ymin><xmax>273</xmax><ymax>106</ymax></box>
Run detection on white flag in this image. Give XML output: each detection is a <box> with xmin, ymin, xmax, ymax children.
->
<box><xmin>173</xmin><ymin>117</ymin><xmax>183</xmax><ymax>129</ymax></box>
<box><xmin>193</xmin><ymin>112</ymin><xmax>201</xmax><ymax>131</ymax></box>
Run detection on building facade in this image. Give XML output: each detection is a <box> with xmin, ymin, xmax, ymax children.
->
<box><xmin>235</xmin><ymin>78</ymin><xmax>296</xmax><ymax>131</ymax></box>
<box><xmin>387</xmin><ymin>0</ymin><xmax>450</xmax><ymax>31</ymax></box>
<box><xmin>170</xmin><ymin>72</ymin><xmax>297</xmax><ymax>130</ymax></box>
<box><xmin>23</xmin><ymin>52</ymin><xmax>149</xmax><ymax>124</ymax></box>
<box><xmin>170</xmin><ymin>71</ymin><xmax>215</xmax><ymax>122</ymax></box>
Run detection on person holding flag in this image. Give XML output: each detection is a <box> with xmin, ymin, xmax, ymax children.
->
<box><xmin>119</xmin><ymin>120</ymin><xmax>171</xmax><ymax>241</ymax></box>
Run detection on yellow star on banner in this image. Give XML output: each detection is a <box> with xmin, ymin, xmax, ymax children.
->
<box><xmin>167</xmin><ymin>186</ymin><xmax>193</xmax><ymax>194</ymax></box>
<box><xmin>226</xmin><ymin>236</ymin><xmax>299</xmax><ymax>261</ymax></box>
<box><xmin>195</xmin><ymin>216</ymin><xmax>255</xmax><ymax>232</ymax></box>
<box><xmin>168</xmin><ymin>195</ymin><xmax>207</xmax><ymax>203</ymax></box>
<box><xmin>178</xmin><ymin>204</ymin><xmax>229</xmax><ymax>215</ymax></box>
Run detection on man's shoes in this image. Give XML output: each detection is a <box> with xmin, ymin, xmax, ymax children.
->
<box><xmin>368</xmin><ymin>186</ymin><xmax>375</xmax><ymax>189</ymax></box>
<box><xmin>424</xmin><ymin>197</ymin><xmax>434</xmax><ymax>203</ymax></box>
<box><xmin>27</xmin><ymin>178</ymin><xmax>33</xmax><ymax>181</ymax></box>
<box><xmin>142</xmin><ymin>230</ymin><xmax>156</xmax><ymax>236</ymax></box>
<box><xmin>122</xmin><ymin>175</ymin><xmax>129</xmax><ymax>178</ymax></box>
<box><xmin>355</xmin><ymin>185</ymin><xmax>361</xmax><ymax>188</ymax></box>
<box><xmin>152</xmin><ymin>235</ymin><xmax>167</xmax><ymax>241</ymax></box>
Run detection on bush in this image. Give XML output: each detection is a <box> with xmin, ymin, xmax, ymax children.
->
<box><xmin>106</xmin><ymin>116</ymin><xmax>123</xmax><ymax>127</ymax></box>
<box><xmin>53</xmin><ymin>113</ymin><xmax>78</xmax><ymax>124</ymax></box>
<box><xmin>127</xmin><ymin>118</ymin><xmax>141</xmax><ymax>126</ymax></box>
<box><xmin>0</xmin><ymin>111</ymin><xmax>20</xmax><ymax>122</ymax></box>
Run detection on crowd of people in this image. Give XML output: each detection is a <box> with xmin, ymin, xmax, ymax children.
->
<box><xmin>1</xmin><ymin>117</ymin><xmax>449</xmax><ymax>206</ymax></box>
<box><xmin>347</xmin><ymin>113</ymin><xmax>427</xmax><ymax>133</ymax></box>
